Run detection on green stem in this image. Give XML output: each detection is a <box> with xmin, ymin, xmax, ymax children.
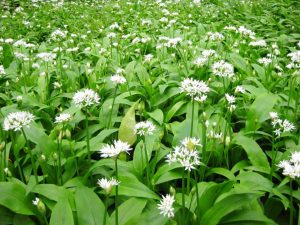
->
<box><xmin>190</xmin><ymin>99</ymin><xmax>195</xmax><ymax>137</ymax></box>
<box><xmin>115</xmin><ymin>159</ymin><xmax>119</xmax><ymax>225</ymax></box>
<box><xmin>182</xmin><ymin>169</ymin><xmax>185</xmax><ymax>209</ymax></box>
<box><xmin>194</xmin><ymin>170</ymin><xmax>200</xmax><ymax>224</ymax></box>
<box><xmin>22</xmin><ymin>128</ymin><xmax>38</xmax><ymax>184</ymax></box>
<box><xmin>10</xmin><ymin>132</ymin><xmax>25</xmax><ymax>182</ymax></box>
<box><xmin>103</xmin><ymin>195</ymin><xmax>108</xmax><ymax>225</ymax></box>
<box><xmin>107</xmin><ymin>86</ymin><xmax>118</xmax><ymax>128</ymax></box>
<box><xmin>143</xmin><ymin>137</ymin><xmax>150</xmax><ymax>187</ymax></box>
<box><xmin>290</xmin><ymin>179</ymin><xmax>293</xmax><ymax>225</ymax></box>
<box><xmin>57</xmin><ymin>127</ymin><xmax>63</xmax><ymax>185</ymax></box>
<box><xmin>85</xmin><ymin>111</ymin><xmax>91</xmax><ymax>165</ymax></box>
<box><xmin>187</xmin><ymin>170</ymin><xmax>191</xmax><ymax>193</ymax></box>
<box><xmin>43</xmin><ymin>214</ymin><xmax>49</xmax><ymax>225</ymax></box>
<box><xmin>269</xmin><ymin>133</ymin><xmax>276</xmax><ymax>181</ymax></box>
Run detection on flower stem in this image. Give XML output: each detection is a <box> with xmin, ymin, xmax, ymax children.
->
<box><xmin>143</xmin><ymin>137</ymin><xmax>150</xmax><ymax>187</ymax></box>
<box><xmin>115</xmin><ymin>159</ymin><xmax>119</xmax><ymax>225</ymax></box>
<box><xmin>290</xmin><ymin>179</ymin><xmax>293</xmax><ymax>225</ymax></box>
<box><xmin>103</xmin><ymin>195</ymin><xmax>108</xmax><ymax>225</ymax></box>
<box><xmin>190</xmin><ymin>99</ymin><xmax>195</xmax><ymax>137</ymax></box>
<box><xmin>107</xmin><ymin>86</ymin><xmax>118</xmax><ymax>128</ymax></box>
<box><xmin>85</xmin><ymin>111</ymin><xmax>91</xmax><ymax>165</ymax></box>
<box><xmin>194</xmin><ymin>170</ymin><xmax>200</xmax><ymax>224</ymax></box>
<box><xmin>269</xmin><ymin>133</ymin><xmax>276</xmax><ymax>181</ymax></box>
<box><xmin>57</xmin><ymin>127</ymin><xmax>63</xmax><ymax>185</ymax></box>
<box><xmin>182</xmin><ymin>169</ymin><xmax>185</xmax><ymax>209</ymax></box>
<box><xmin>21</xmin><ymin>128</ymin><xmax>38</xmax><ymax>184</ymax></box>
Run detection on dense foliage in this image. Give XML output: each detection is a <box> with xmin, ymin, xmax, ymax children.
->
<box><xmin>0</xmin><ymin>0</ymin><xmax>300</xmax><ymax>224</ymax></box>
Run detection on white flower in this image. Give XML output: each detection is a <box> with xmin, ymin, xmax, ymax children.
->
<box><xmin>291</xmin><ymin>152</ymin><xmax>300</xmax><ymax>164</ymax></box>
<box><xmin>51</xmin><ymin>29</ymin><xmax>67</xmax><ymax>41</ymax></box>
<box><xmin>157</xmin><ymin>194</ymin><xmax>175</xmax><ymax>218</ymax></box>
<box><xmin>249</xmin><ymin>40</ymin><xmax>267</xmax><ymax>47</ymax></box>
<box><xmin>99</xmin><ymin>140</ymin><xmax>132</xmax><ymax>158</ymax></box>
<box><xmin>3</xmin><ymin>111</ymin><xmax>35</xmax><ymax>131</ymax></box>
<box><xmin>225</xmin><ymin>94</ymin><xmax>235</xmax><ymax>104</ymax></box>
<box><xmin>282</xmin><ymin>119</ymin><xmax>296</xmax><ymax>133</ymax></box>
<box><xmin>194</xmin><ymin>56</ymin><xmax>208</xmax><ymax>67</ymax></box>
<box><xmin>212</xmin><ymin>60</ymin><xmax>234</xmax><ymax>78</ymax></box>
<box><xmin>270</xmin><ymin>113</ymin><xmax>296</xmax><ymax>137</ymax></box>
<box><xmin>202</xmin><ymin>49</ymin><xmax>217</xmax><ymax>58</ymax></box>
<box><xmin>0</xmin><ymin>65</ymin><xmax>5</xmax><ymax>75</ymax></box>
<box><xmin>144</xmin><ymin>54</ymin><xmax>153</xmax><ymax>63</ymax></box>
<box><xmin>180</xmin><ymin>78</ymin><xmax>210</xmax><ymax>100</ymax></box>
<box><xmin>166</xmin><ymin>139</ymin><xmax>200</xmax><ymax>171</ymax></box>
<box><xmin>36</xmin><ymin>52</ymin><xmax>56</xmax><ymax>62</ymax></box>
<box><xmin>111</xmin><ymin>74</ymin><xmax>126</xmax><ymax>85</ymax></box>
<box><xmin>181</xmin><ymin>137</ymin><xmax>202</xmax><ymax>149</ymax></box>
<box><xmin>278</xmin><ymin>152</ymin><xmax>300</xmax><ymax>179</ymax></box>
<box><xmin>97</xmin><ymin>177</ymin><xmax>119</xmax><ymax>194</ymax></box>
<box><xmin>73</xmin><ymin>89</ymin><xmax>100</xmax><ymax>108</ymax></box>
<box><xmin>206</xmin><ymin>32</ymin><xmax>224</xmax><ymax>41</ymax></box>
<box><xmin>258</xmin><ymin>57</ymin><xmax>272</xmax><ymax>66</ymax></box>
<box><xmin>55</xmin><ymin>113</ymin><xmax>71</xmax><ymax>123</ymax></box>
<box><xmin>235</xmin><ymin>86</ymin><xmax>246</xmax><ymax>94</ymax></box>
<box><xmin>32</xmin><ymin>197</ymin><xmax>40</xmax><ymax>206</ymax></box>
<box><xmin>134</xmin><ymin>121</ymin><xmax>156</xmax><ymax>136</ymax></box>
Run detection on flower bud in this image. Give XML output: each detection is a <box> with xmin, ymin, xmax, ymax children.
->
<box><xmin>169</xmin><ymin>186</ymin><xmax>176</xmax><ymax>196</ymax></box>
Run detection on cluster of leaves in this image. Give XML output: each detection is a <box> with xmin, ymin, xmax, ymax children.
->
<box><xmin>0</xmin><ymin>0</ymin><xmax>299</xmax><ymax>224</ymax></box>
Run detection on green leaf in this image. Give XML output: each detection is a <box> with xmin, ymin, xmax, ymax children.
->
<box><xmin>117</xmin><ymin>176</ymin><xmax>159</xmax><ymax>200</ymax></box>
<box><xmin>229</xmin><ymin>53</ymin><xmax>252</xmax><ymax>75</ymax></box>
<box><xmin>13</xmin><ymin>215</ymin><xmax>35</xmax><ymax>225</ymax></box>
<box><xmin>109</xmin><ymin>198</ymin><xmax>147</xmax><ymax>225</ymax></box>
<box><xmin>221</xmin><ymin>210</ymin><xmax>276</xmax><ymax>225</ymax></box>
<box><xmin>50</xmin><ymin>199</ymin><xmax>74</xmax><ymax>225</ymax></box>
<box><xmin>234</xmin><ymin>134</ymin><xmax>270</xmax><ymax>173</ymax></box>
<box><xmin>200</xmin><ymin>193</ymin><xmax>260</xmax><ymax>225</ymax></box>
<box><xmin>75</xmin><ymin>187</ymin><xmax>105</xmax><ymax>225</ymax></box>
<box><xmin>246</xmin><ymin>93</ymin><xmax>278</xmax><ymax>131</ymax></box>
<box><xmin>118</xmin><ymin>100</ymin><xmax>139</xmax><ymax>145</ymax></box>
<box><xmin>237</xmin><ymin>171</ymin><xmax>273</xmax><ymax>192</ymax></box>
<box><xmin>0</xmin><ymin>182</ymin><xmax>34</xmax><ymax>215</ymax></box>
<box><xmin>165</xmin><ymin>101</ymin><xmax>186</xmax><ymax>122</ymax></box>
<box><xmin>32</xmin><ymin>184</ymin><xmax>73</xmax><ymax>203</ymax></box>
<box><xmin>147</xmin><ymin>109</ymin><xmax>164</xmax><ymax>125</ymax></box>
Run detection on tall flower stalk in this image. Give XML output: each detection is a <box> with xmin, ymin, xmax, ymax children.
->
<box><xmin>73</xmin><ymin>89</ymin><xmax>100</xmax><ymax>165</ymax></box>
<box><xmin>134</xmin><ymin>120</ymin><xmax>155</xmax><ymax>187</ymax></box>
<box><xmin>99</xmin><ymin>140</ymin><xmax>132</xmax><ymax>225</ymax></box>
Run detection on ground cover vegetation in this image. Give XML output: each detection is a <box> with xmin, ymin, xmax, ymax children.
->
<box><xmin>0</xmin><ymin>0</ymin><xmax>300</xmax><ymax>224</ymax></box>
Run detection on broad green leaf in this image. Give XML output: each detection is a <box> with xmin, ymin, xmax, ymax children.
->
<box><xmin>221</xmin><ymin>210</ymin><xmax>276</xmax><ymax>225</ymax></box>
<box><xmin>0</xmin><ymin>182</ymin><xmax>34</xmax><ymax>215</ymax></box>
<box><xmin>13</xmin><ymin>215</ymin><xmax>35</xmax><ymax>225</ymax></box>
<box><xmin>50</xmin><ymin>199</ymin><xmax>74</xmax><ymax>225</ymax></box>
<box><xmin>75</xmin><ymin>187</ymin><xmax>105</xmax><ymax>225</ymax></box>
<box><xmin>229</xmin><ymin>53</ymin><xmax>252</xmax><ymax>75</ymax></box>
<box><xmin>237</xmin><ymin>171</ymin><xmax>272</xmax><ymax>192</ymax></box>
<box><xmin>200</xmin><ymin>193</ymin><xmax>260</xmax><ymax>225</ymax></box>
<box><xmin>207</xmin><ymin>168</ymin><xmax>236</xmax><ymax>180</ymax></box>
<box><xmin>234</xmin><ymin>134</ymin><xmax>270</xmax><ymax>173</ymax></box>
<box><xmin>118</xmin><ymin>100</ymin><xmax>139</xmax><ymax>145</ymax></box>
<box><xmin>147</xmin><ymin>109</ymin><xmax>164</xmax><ymax>125</ymax></box>
<box><xmin>32</xmin><ymin>184</ymin><xmax>73</xmax><ymax>203</ymax></box>
<box><xmin>109</xmin><ymin>198</ymin><xmax>147</xmax><ymax>225</ymax></box>
<box><xmin>117</xmin><ymin>176</ymin><xmax>159</xmax><ymax>200</ymax></box>
<box><xmin>246</xmin><ymin>93</ymin><xmax>278</xmax><ymax>131</ymax></box>
<box><xmin>165</xmin><ymin>100</ymin><xmax>186</xmax><ymax>122</ymax></box>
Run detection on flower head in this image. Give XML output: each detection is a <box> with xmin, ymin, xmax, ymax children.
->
<box><xmin>54</xmin><ymin>113</ymin><xmax>71</xmax><ymax>124</ymax></box>
<box><xmin>97</xmin><ymin>177</ymin><xmax>119</xmax><ymax>195</ymax></box>
<box><xmin>180</xmin><ymin>78</ymin><xmax>209</xmax><ymax>100</ymax></box>
<box><xmin>212</xmin><ymin>60</ymin><xmax>234</xmax><ymax>78</ymax></box>
<box><xmin>0</xmin><ymin>65</ymin><xmax>5</xmax><ymax>75</ymax></box>
<box><xmin>32</xmin><ymin>197</ymin><xmax>40</xmax><ymax>206</ymax></box>
<box><xmin>3</xmin><ymin>111</ymin><xmax>34</xmax><ymax>131</ymax></box>
<box><xmin>99</xmin><ymin>140</ymin><xmax>132</xmax><ymax>158</ymax></box>
<box><xmin>134</xmin><ymin>121</ymin><xmax>156</xmax><ymax>136</ymax></box>
<box><xmin>73</xmin><ymin>89</ymin><xmax>100</xmax><ymax>108</ymax></box>
<box><xmin>157</xmin><ymin>194</ymin><xmax>175</xmax><ymax>218</ymax></box>
<box><xmin>111</xmin><ymin>74</ymin><xmax>126</xmax><ymax>85</ymax></box>
<box><xmin>278</xmin><ymin>151</ymin><xmax>300</xmax><ymax>179</ymax></box>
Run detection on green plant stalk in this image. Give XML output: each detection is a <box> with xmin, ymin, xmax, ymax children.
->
<box><xmin>290</xmin><ymin>179</ymin><xmax>293</xmax><ymax>225</ymax></box>
<box><xmin>103</xmin><ymin>195</ymin><xmax>108</xmax><ymax>225</ymax></box>
<box><xmin>200</xmin><ymin>120</ymin><xmax>207</xmax><ymax>181</ymax></box>
<box><xmin>115</xmin><ymin>158</ymin><xmax>119</xmax><ymax>225</ymax></box>
<box><xmin>143</xmin><ymin>137</ymin><xmax>150</xmax><ymax>187</ymax></box>
<box><xmin>194</xmin><ymin>170</ymin><xmax>200</xmax><ymax>224</ymax></box>
<box><xmin>57</xmin><ymin>127</ymin><xmax>64</xmax><ymax>185</ymax></box>
<box><xmin>107</xmin><ymin>85</ymin><xmax>118</xmax><ymax>128</ymax></box>
<box><xmin>190</xmin><ymin>99</ymin><xmax>195</xmax><ymax>137</ymax></box>
<box><xmin>85</xmin><ymin>111</ymin><xmax>91</xmax><ymax>165</ymax></box>
<box><xmin>182</xmin><ymin>168</ymin><xmax>185</xmax><ymax>209</ymax></box>
<box><xmin>43</xmin><ymin>214</ymin><xmax>49</xmax><ymax>225</ymax></box>
<box><xmin>187</xmin><ymin>170</ymin><xmax>191</xmax><ymax>193</ymax></box>
<box><xmin>21</xmin><ymin>128</ymin><xmax>38</xmax><ymax>184</ymax></box>
<box><xmin>269</xmin><ymin>133</ymin><xmax>276</xmax><ymax>181</ymax></box>
<box><xmin>10</xmin><ymin>132</ymin><xmax>25</xmax><ymax>182</ymax></box>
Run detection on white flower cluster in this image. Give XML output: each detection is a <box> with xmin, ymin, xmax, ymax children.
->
<box><xmin>194</xmin><ymin>49</ymin><xmax>217</xmax><ymax>67</ymax></box>
<box><xmin>212</xmin><ymin>60</ymin><xmax>234</xmax><ymax>78</ymax></box>
<box><xmin>278</xmin><ymin>152</ymin><xmax>300</xmax><ymax>179</ymax></box>
<box><xmin>36</xmin><ymin>52</ymin><xmax>56</xmax><ymax>62</ymax></box>
<box><xmin>206</xmin><ymin>32</ymin><xmax>224</xmax><ymax>41</ymax></box>
<box><xmin>286</xmin><ymin>50</ymin><xmax>300</xmax><ymax>69</ymax></box>
<box><xmin>225</xmin><ymin>93</ymin><xmax>236</xmax><ymax>112</ymax></box>
<box><xmin>258</xmin><ymin>57</ymin><xmax>272</xmax><ymax>66</ymax></box>
<box><xmin>269</xmin><ymin>112</ymin><xmax>296</xmax><ymax>137</ymax></box>
<box><xmin>157</xmin><ymin>194</ymin><xmax>175</xmax><ymax>218</ymax></box>
<box><xmin>73</xmin><ymin>89</ymin><xmax>100</xmax><ymax>108</ymax></box>
<box><xmin>180</xmin><ymin>78</ymin><xmax>210</xmax><ymax>102</ymax></box>
<box><xmin>0</xmin><ymin>65</ymin><xmax>5</xmax><ymax>75</ymax></box>
<box><xmin>134</xmin><ymin>121</ymin><xmax>156</xmax><ymax>136</ymax></box>
<box><xmin>249</xmin><ymin>39</ymin><xmax>267</xmax><ymax>47</ymax></box>
<box><xmin>51</xmin><ymin>29</ymin><xmax>67</xmax><ymax>41</ymax></box>
<box><xmin>166</xmin><ymin>137</ymin><xmax>201</xmax><ymax>171</ymax></box>
<box><xmin>3</xmin><ymin>111</ymin><xmax>35</xmax><ymax>131</ymax></box>
<box><xmin>32</xmin><ymin>197</ymin><xmax>40</xmax><ymax>206</ymax></box>
<box><xmin>157</xmin><ymin>36</ymin><xmax>182</xmax><ymax>48</ymax></box>
<box><xmin>111</xmin><ymin>74</ymin><xmax>126</xmax><ymax>85</ymax></box>
<box><xmin>54</xmin><ymin>113</ymin><xmax>71</xmax><ymax>123</ymax></box>
<box><xmin>99</xmin><ymin>140</ymin><xmax>132</xmax><ymax>158</ymax></box>
<box><xmin>97</xmin><ymin>177</ymin><xmax>119</xmax><ymax>195</ymax></box>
